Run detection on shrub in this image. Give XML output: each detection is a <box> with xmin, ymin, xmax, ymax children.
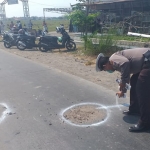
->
<box><xmin>82</xmin><ymin>33</ymin><xmax>118</xmax><ymax>56</ymax></box>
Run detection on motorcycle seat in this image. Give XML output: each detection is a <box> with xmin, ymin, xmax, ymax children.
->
<box><xmin>18</xmin><ymin>34</ymin><xmax>36</xmax><ymax>41</ymax></box>
<box><xmin>28</xmin><ymin>35</ymin><xmax>36</xmax><ymax>40</ymax></box>
<box><xmin>44</xmin><ymin>36</ymin><xmax>57</xmax><ymax>39</ymax></box>
<box><xmin>29</xmin><ymin>35</ymin><xmax>35</xmax><ymax>37</ymax></box>
<box><xmin>42</xmin><ymin>36</ymin><xmax>58</xmax><ymax>42</ymax></box>
<box><xmin>12</xmin><ymin>34</ymin><xmax>20</xmax><ymax>37</ymax></box>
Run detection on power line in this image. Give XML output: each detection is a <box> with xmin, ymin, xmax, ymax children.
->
<box><xmin>29</xmin><ymin>0</ymin><xmax>53</xmax><ymax>6</ymax></box>
<box><xmin>29</xmin><ymin>0</ymin><xmax>69</xmax><ymax>7</ymax></box>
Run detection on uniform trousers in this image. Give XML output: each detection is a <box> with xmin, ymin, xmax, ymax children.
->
<box><xmin>129</xmin><ymin>62</ymin><xmax>150</xmax><ymax>124</ymax></box>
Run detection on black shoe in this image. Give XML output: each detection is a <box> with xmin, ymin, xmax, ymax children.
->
<box><xmin>123</xmin><ymin>110</ymin><xmax>140</xmax><ymax>116</ymax></box>
<box><xmin>129</xmin><ymin>122</ymin><xmax>149</xmax><ymax>132</ymax></box>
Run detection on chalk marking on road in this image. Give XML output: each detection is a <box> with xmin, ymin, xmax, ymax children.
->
<box><xmin>122</xmin><ymin>103</ymin><xmax>129</xmax><ymax>107</ymax></box>
<box><xmin>96</xmin><ymin>104</ymin><xmax>123</xmax><ymax>110</ymax></box>
<box><xmin>115</xmin><ymin>96</ymin><xmax>122</xmax><ymax>110</ymax></box>
<box><xmin>0</xmin><ymin>103</ymin><xmax>11</xmax><ymax>123</ymax></box>
<box><xmin>60</xmin><ymin>102</ymin><xmax>124</xmax><ymax>127</ymax></box>
<box><xmin>23</xmin><ymin>82</ymin><xmax>33</xmax><ymax>85</ymax></box>
<box><xmin>33</xmin><ymin>117</ymin><xmax>39</xmax><ymax>122</ymax></box>
<box><xmin>35</xmin><ymin>86</ymin><xmax>42</xmax><ymax>89</ymax></box>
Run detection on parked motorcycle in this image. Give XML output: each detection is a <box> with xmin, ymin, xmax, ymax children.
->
<box><xmin>17</xmin><ymin>33</ymin><xmax>47</xmax><ymax>50</ymax></box>
<box><xmin>38</xmin><ymin>26</ymin><xmax>76</xmax><ymax>52</ymax></box>
<box><xmin>17</xmin><ymin>30</ymin><xmax>38</xmax><ymax>50</ymax></box>
<box><xmin>3</xmin><ymin>31</ymin><xmax>20</xmax><ymax>48</ymax></box>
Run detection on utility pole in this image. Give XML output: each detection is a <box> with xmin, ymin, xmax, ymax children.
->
<box><xmin>0</xmin><ymin>3</ymin><xmax>6</xmax><ymax>21</ymax></box>
<box><xmin>43</xmin><ymin>8</ymin><xmax>45</xmax><ymax>21</ymax></box>
<box><xmin>85</xmin><ymin>0</ymin><xmax>90</xmax><ymax>36</ymax></box>
<box><xmin>0</xmin><ymin>0</ymin><xmax>7</xmax><ymax>22</ymax></box>
<box><xmin>0</xmin><ymin>0</ymin><xmax>30</xmax><ymax>29</ymax></box>
<box><xmin>20</xmin><ymin>0</ymin><xmax>30</xmax><ymax>27</ymax></box>
<box><xmin>84</xmin><ymin>0</ymin><xmax>90</xmax><ymax>50</ymax></box>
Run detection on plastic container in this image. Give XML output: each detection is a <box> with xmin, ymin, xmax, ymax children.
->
<box><xmin>116</xmin><ymin>79</ymin><xmax>131</xmax><ymax>98</ymax></box>
<box><xmin>116</xmin><ymin>79</ymin><xmax>131</xmax><ymax>90</ymax></box>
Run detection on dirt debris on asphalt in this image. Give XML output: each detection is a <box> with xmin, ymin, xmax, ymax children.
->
<box><xmin>63</xmin><ymin>105</ymin><xmax>107</xmax><ymax>125</ymax></box>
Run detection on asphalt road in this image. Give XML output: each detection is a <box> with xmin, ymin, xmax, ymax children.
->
<box><xmin>0</xmin><ymin>49</ymin><xmax>149</xmax><ymax>150</ymax></box>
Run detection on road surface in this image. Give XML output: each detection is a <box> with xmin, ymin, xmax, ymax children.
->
<box><xmin>0</xmin><ymin>49</ymin><xmax>149</xmax><ymax>150</ymax></box>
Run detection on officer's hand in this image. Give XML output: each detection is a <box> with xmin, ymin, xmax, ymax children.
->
<box><xmin>119</xmin><ymin>83</ymin><xmax>126</xmax><ymax>91</ymax></box>
<box><xmin>116</xmin><ymin>91</ymin><xmax>124</xmax><ymax>98</ymax></box>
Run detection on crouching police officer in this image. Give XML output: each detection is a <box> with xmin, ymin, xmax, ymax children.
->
<box><xmin>96</xmin><ymin>48</ymin><xmax>150</xmax><ymax>132</ymax></box>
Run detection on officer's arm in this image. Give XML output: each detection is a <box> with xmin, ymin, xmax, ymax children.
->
<box><xmin>120</xmin><ymin>61</ymin><xmax>130</xmax><ymax>93</ymax></box>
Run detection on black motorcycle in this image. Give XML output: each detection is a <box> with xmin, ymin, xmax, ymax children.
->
<box><xmin>17</xmin><ymin>29</ymin><xmax>48</xmax><ymax>51</ymax></box>
<box><xmin>17</xmin><ymin>32</ymin><xmax>38</xmax><ymax>50</ymax></box>
<box><xmin>38</xmin><ymin>27</ymin><xmax>76</xmax><ymax>52</ymax></box>
<box><xmin>3</xmin><ymin>31</ymin><xmax>20</xmax><ymax>48</ymax></box>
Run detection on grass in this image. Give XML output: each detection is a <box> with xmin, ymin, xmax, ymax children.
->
<box><xmin>111</xmin><ymin>35</ymin><xmax>150</xmax><ymax>43</ymax></box>
<box><xmin>81</xmin><ymin>33</ymin><xmax>119</xmax><ymax>56</ymax></box>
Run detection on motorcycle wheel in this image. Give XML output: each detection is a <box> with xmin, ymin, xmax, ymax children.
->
<box><xmin>66</xmin><ymin>41</ymin><xmax>76</xmax><ymax>51</ymax></box>
<box><xmin>4</xmin><ymin>42</ymin><xmax>11</xmax><ymax>48</ymax></box>
<box><xmin>39</xmin><ymin>43</ymin><xmax>49</xmax><ymax>52</ymax></box>
<box><xmin>17</xmin><ymin>41</ymin><xmax>26</xmax><ymax>50</ymax></box>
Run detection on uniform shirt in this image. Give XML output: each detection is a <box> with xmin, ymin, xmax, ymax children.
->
<box><xmin>109</xmin><ymin>48</ymin><xmax>149</xmax><ymax>84</ymax></box>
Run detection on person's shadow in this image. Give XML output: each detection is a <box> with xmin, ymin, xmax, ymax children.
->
<box><xmin>123</xmin><ymin>115</ymin><xmax>139</xmax><ymax>124</ymax></box>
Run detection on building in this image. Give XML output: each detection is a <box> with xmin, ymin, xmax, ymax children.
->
<box><xmin>87</xmin><ymin>0</ymin><xmax>150</xmax><ymax>18</ymax></box>
<box><xmin>78</xmin><ymin>0</ymin><xmax>150</xmax><ymax>34</ymax></box>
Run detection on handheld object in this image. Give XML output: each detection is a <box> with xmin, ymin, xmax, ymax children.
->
<box><xmin>116</xmin><ymin>79</ymin><xmax>131</xmax><ymax>90</ymax></box>
<box><xmin>116</xmin><ymin>79</ymin><xmax>131</xmax><ymax>98</ymax></box>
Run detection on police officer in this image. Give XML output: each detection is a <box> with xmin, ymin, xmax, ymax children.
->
<box><xmin>96</xmin><ymin>48</ymin><xmax>150</xmax><ymax>132</ymax></box>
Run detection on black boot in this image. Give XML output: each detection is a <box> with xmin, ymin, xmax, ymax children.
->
<box><xmin>123</xmin><ymin>110</ymin><xmax>140</xmax><ymax>116</ymax></box>
<box><xmin>129</xmin><ymin>121</ymin><xmax>149</xmax><ymax>132</ymax></box>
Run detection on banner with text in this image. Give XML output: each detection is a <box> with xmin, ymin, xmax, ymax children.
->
<box><xmin>8</xmin><ymin>0</ymin><xmax>18</xmax><ymax>5</ymax></box>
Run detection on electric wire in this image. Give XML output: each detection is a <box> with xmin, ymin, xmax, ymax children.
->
<box><xmin>28</xmin><ymin>0</ymin><xmax>53</xmax><ymax>6</ymax></box>
<box><xmin>29</xmin><ymin>0</ymin><xmax>70</xmax><ymax>7</ymax></box>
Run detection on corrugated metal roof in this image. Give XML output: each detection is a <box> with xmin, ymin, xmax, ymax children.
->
<box><xmin>78</xmin><ymin>0</ymin><xmax>135</xmax><ymax>6</ymax></box>
<box><xmin>92</xmin><ymin>0</ymin><xmax>135</xmax><ymax>4</ymax></box>
<box><xmin>100</xmin><ymin>0</ymin><xmax>133</xmax><ymax>1</ymax></box>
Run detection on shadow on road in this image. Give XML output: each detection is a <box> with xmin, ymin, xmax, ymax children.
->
<box><xmin>6</xmin><ymin>47</ymin><xmax>39</xmax><ymax>51</ymax></box>
<box><xmin>123</xmin><ymin>115</ymin><xmax>139</xmax><ymax>124</ymax></box>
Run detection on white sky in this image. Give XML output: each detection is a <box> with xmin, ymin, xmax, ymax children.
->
<box><xmin>2</xmin><ymin>0</ymin><xmax>78</xmax><ymax>18</ymax></box>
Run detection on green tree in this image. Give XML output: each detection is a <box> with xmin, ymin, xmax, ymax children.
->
<box><xmin>69</xmin><ymin>7</ymin><xmax>99</xmax><ymax>34</ymax></box>
<box><xmin>70</xmin><ymin>0</ymin><xmax>99</xmax><ymax>49</ymax></box>
<box><xmin>76</xmin><ymin>0</ymin><xmax>90</xmax><ymax>35</ymax></box>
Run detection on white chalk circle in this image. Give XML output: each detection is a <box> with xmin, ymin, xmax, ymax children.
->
<box><xmin>60</xmin><ymin>103</ymin><xmax>110</xmax><ymax>127</ymax></box>
<box><xmin>0</xmin><ymin>103</ymin><xmax>11</xmax><ymax>123</ymax></box>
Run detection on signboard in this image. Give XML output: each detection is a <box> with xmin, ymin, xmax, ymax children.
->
<box><xmin>43</xmin><ymin>8</ymin><xmax>72</xmax><ymax>13</ymax></box>
<box><xmin>8</xmin><ymin>0</ymin><xmax>18</xmax><ymax>5</ymax></box>
<box><xmin>89</xmin><ymin>0</ymin><xmax>100</xmax><ymax>3</ymax></box>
